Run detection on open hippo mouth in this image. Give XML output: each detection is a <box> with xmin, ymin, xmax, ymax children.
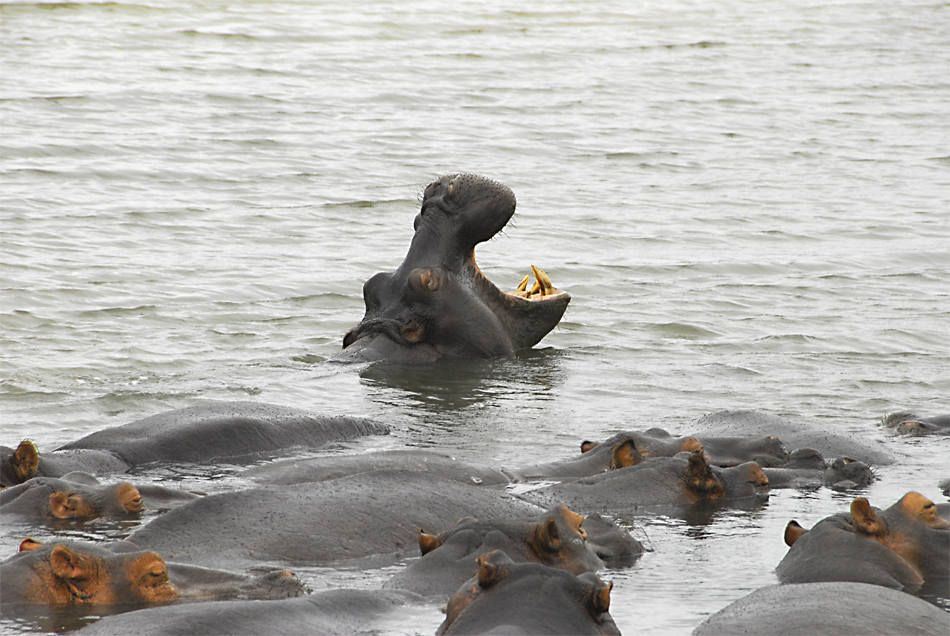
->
<box><xmin>338</xmin><ymin>174</ymin><xmax>570</xmax><ymax>362</ymax></box>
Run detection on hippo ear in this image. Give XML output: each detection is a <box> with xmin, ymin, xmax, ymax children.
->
<box><xmin>532</xmin><ymin>517</ymin><xmax>561</xmax><ymax>554</ymax></box>
<box><xmin>851</xmin><ymin>498</ymin><xmax>887</xmax><ymax>537</ymax></box>
<box><xmin>610</xmin><ymin>440</ymin><xmax>643</xmax><ymax>470</ymax></box>
<box><xmin>115</xmin><ymin>482</ymin><xmax>144</xmax><ymax>513</ymax></box>
<box><xmin>475</xmin><ymin>551</ymin><xmax>512</xmax><ymax>589</ymax></box>
<box><xmin>50</xmin><ymin>545</ymin><xmax>88</xmax><ymax>581</ymax></box>
<box><xmin>418</xmin><ymin>528</ymin><xmax>443</xmax><ymax>556</ymax></box>
<box><xmin>784</xmin><ymin>520</ymin><xmax>808</xmax><ymax>546</ymax></box>
<box><xmin>591</xmin><ymin>580</ymin><xmax>612</xmax><ymax>614</ymax></box>
<box><xmin>681</xmin><ymin>436</ymin><xmax>703</xmax><ymax>454</ymax></box>
<box><xmin>19</xmin><ymin>537</ymin><xmax>43</xmax><ymax>552</ymax></box>
<box><xmin>684</xmin><ymin>451</ymin><xmax>725</xmax><ymax>500</ymax></box>
<box><xmin>580</xmin><ymin>441</ymin><xmax>599</xmax><ymax>454</ymax></box>
<box><xmin>12</xmin><ymin>440</ymin><xmax>39</xmax><ymax>482</ymax></box>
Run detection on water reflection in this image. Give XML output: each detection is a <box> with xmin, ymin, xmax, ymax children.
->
<box><xmin>359</xmin><ymin>348</ymin><xmax>567</xmax><ymax>417</ymax></box>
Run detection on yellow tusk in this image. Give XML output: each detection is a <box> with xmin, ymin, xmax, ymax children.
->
<box><xmin>531</xmin><ymin>265</ymin><xmax>554</xmax><ymax>296</ymax></box>
<box><xmin>516</xmin><ymin>274</ymin><xmax>530</xmax><ymax>292</ymax></box>
<box><xmin>529</xmin><ymin>279</ymin><xmax>541</xmax><ymax>295</ymax></box>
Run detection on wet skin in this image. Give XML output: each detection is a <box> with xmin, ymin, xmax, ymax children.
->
<box><xmin>692</xmin><ymin>582</ymin><xmax>949</xmax><ymax>636</ymax></box>
<box><xmin>338</xmin><ymin>174</ymin><xmax>570</xmax><ymax>362</ymax></box>
<box><xmin>69</xmin><ymin>589</ymin><xmax>424</xmax><ymax>636</ymax></box>
<box><xmin>762</xmin><ymin>448</ymin><xmax>875</xmax><ymax>489</ymax></box>
<box><xmin>881</xmin><ymin>411</ymin><xmax>950</xmax><ymax>436</ymax></box>
<box><xmin>518</xmin><ymin>451</ymin><xmax>769</xmax><ymax>514</ymax></box>
<box><xmin>438</xmin><ymin>550</ymin><xmax>619</xmax><ymax>636</ymax></box>
<box><xmin>1</xmin><ymin>539</ymin><xmax>304</xmax><ymax>611</ymax></box>
<box><xmin>1</xmin><ymin>476</ymin><xmax>145</xmax><ymax>520</ymax></box>
<box><xmin>576</xmin><ymin>428</ymin><xmax>788</xmax><ymax>470</ymax></box>
<box><xmin>52</xmin><ymin>402</ymin><xmax>388</xmax><ymax>470</ymax></box>
<box><xmin>777</xmin><ymin>492</ymin><xmax>950</xmax><ymax>593</ymax></box>
<box><xmin>128</xmin><ymin>470</ymin><xmax>542</xmax><ymax>569</ymax></box>
<box><xmin>690</xmin><ymin>409</ymin><xmax>897</xmax><ymax>466</ymax></box>
<box><xmin>386</xmin><ymin>505</ymin><xmax>639</xmax><ymax>598</ymax></box>
<box><xmin>242</xmin><ymin>449</ymin><xmax>511</xmax><ymax>487</ymax></box>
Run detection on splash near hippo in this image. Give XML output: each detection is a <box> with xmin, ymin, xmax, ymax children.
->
<box><xmin>338</xmin><ymin>174</ymin><xmax>570</xmax><ymax>362</ymax></box>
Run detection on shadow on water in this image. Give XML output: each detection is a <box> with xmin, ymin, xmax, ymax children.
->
<box><xmin>357</xmin><ymin>348</ymin><xmax>568</xmax><ymax>417</ymax></box>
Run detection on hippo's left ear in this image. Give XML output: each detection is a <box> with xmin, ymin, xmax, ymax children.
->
<box><xmin>684</xmin><ymin>451</ymin><xmax>725</xmax><ymax>500</ymax></box>
<box><xmin>851</xmin><ymin>498</ymin><xmax>887</xmax><ymax>537</ymax></box>
<box><xmin>475</xmin><ymin>550</ymin><xmax>513</xmax><ymax>589</ymax></box>
<box><xmin>580</xmin><ymin>441</ymin><xmax>599</xmax><ymax>454</ymax></box>
<box><xmin>12</xmin><ymin>440</ymin><xmax>39</xmax><ymax>483</ymax></box>
<box><xmin>50</xmin><ymin>545</ymin><xmax>90</xmax><ymax>581</ymax></box>
<box><xmin>591</xmin><ymin>580</ymin><xmax>612</xmax><ymax>614</ymax></box>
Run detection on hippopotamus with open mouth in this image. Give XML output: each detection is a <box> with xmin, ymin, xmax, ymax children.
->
<box><xmin>338</xmin><ymin>174</ymin><xmax>570</xmax><ymax>362</ymax></box>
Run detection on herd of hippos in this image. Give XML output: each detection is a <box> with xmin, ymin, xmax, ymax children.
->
<box><xmin>2</xmin><ymin>175</ymin><xmax>948</xmax><ymax>635</ymax></box>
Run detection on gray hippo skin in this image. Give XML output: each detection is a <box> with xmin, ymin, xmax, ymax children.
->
<box><xmin>386</xmin><ymin>505</ymin><xmax>639</xmax><ymax>598</ymax></box>
<box><xmin>337</xmin><ymin>174</ymin><xmax>570</xmax><ymax>362</ymax></box>
<box><xmin>762</xmin><ymin>448</ymin><xmax>875</xmax><ymax>490</ymax></box>
<box><xmin>777</xmin><ymin>492</ymin><xmax>949</xmax><ymax>594</ymax></box>
<box><xmin>52</xmin><ymin>401</ymin><xmax>388</xmax><ymax>469</ymax></box>
<box><xmin>519</xmin><ymin>452</ymin><xmax>769</xmax><ymax>514</ymax></box>
<box><xmin>691</xmin><ymin>410</ymin><xmax>897</xmax><ymax>465</ymax></box>
<box><xmin>0</xmin><ymin>539</ymin><xmax>304</xmax><ymax>610</ymax></box>
<box><xmin>129</xmin><ymin>470</ymin><xmax>541</xmax><ymax>569</ymax></box>
<box><xmin>242</xmin><ymin>449</ymin><xmax>511</xmax><ymax>487</ymax></box>
<box><xmin>881</xmin><ymin>411</ymin><xmax>950</xmax><ymax>436</ymax></box>
<box><xmin>691</xmin><ymin>582</ymin><xmax>949</xmax><ymax>636</ymax></box>
<box><xmin>1</xmin><ymin>474</ymin><xmax>199</xmax><ymax>521</ymax></box>
<box><xmin>72</xmin><ymin>589</ymin><xmax>425</xmax><ymax>636</ymax></box>
<box><xmin>438</xmin><ymin>550</ymin><xmax>620</xmax><ymax>636</ymax></box>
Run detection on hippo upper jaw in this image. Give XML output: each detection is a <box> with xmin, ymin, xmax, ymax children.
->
<box><xmin>338</xmin><ymin>174</ymin><xmax>570</xmax><ymax>363</ymax></box>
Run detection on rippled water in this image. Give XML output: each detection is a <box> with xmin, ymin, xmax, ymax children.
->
<box><xmin>1</xmin><ymin>0</ymin><xmax>948</xmax><ymax>634</ymax></box>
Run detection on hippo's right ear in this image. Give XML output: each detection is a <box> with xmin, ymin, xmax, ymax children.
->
<box><xmin>681</xmin><ymin>436</ymin><xmax>704</xmax><ymax>454</ymax></box>
<box><xmin>19</xmin><ymin>537</ymin><xmax>43</xmax><ymax>552</ymax></box>
<box><xmin>418</xmin><ymin>528</ymin><xmax>442</xmax><ymax>556</ymax></box>
<box><xmin>784</xmin><ymin>520</ymin><xmax>808</xmax><ymax>547</ymax></box>
<box><xmin>609</xmin><ymin>440</ymin><xmax>643</xmax><ymax>470</ymax></box>
<box><xmin>592</xmin><ymin>580</ymin><xmax>612</xmax><ymax>614</ymax></box>
<box><xmin>851</xmin><ymin>497</ymin><xmax>887</xmax><ymax>537</ymax></box>
<box><xmin>50</xmin><ymin>545</ymin><xmax>88</xmax><ymax>581</ymax></box>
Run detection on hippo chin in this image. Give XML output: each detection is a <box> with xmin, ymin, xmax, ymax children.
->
<box><xmin>337</xmin><ymin>174</ymin><xmax>570</xmax><ymax>362</ymax></box>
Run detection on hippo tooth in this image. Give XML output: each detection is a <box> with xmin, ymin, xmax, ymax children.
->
<box><xmin>531</xmin><ymin>265</ymin><xmax>554</xmax><ymax>297</ymax></box>
<box><xmin>515</xmin><ymin>274</ymin><xmax>530</xmax><ymax>292</ymax></box>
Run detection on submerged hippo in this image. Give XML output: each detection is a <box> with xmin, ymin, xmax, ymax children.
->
<box><xmin>692</xmin><ymin>582</ymin><xmax>949</xmax><ymax>636</ymax></box>
<box><xmin>1</xmin><ymin>476</ymin><xmax>145</xmax><ymax>520</ymax></box>
<box><xmin>690</xmin><ymin>410</ymin><xmax>897</xmax><ymax>465</ymax></box>
<box><xmin>762</xmin><ymin>448</ymin><xmax>875</xmax><ymax>490</ymax></box>
<box><xmin>1</xmin><ymin>473</ymin><xmax>201</xmax><ymax>521</ymax></box>
<box><xmin>438</xmin><ymin>550</ymin><xmax>619</xmax><ymax>636</ymax></box>
<box><xmin>337</xmin><ymin>174</ymin><xmax>570</xmax><ymax>362</ymax></box>
<box><xmin>777</xmin><ymin>492</ymin><xmax>949</xmax><ymax>593</ymax></box>
<box><xmin>72</xmin><ymin>588</ymin><xmax>428</xmax><ymax>636</ymax></box>
<box><xmin>242</xmin><ymin>449</ymin><xmax>511</xmax><ymax>487</ymax></box>
<box><xmin>386</xmin><ymin>505</ymin><xmax>639</xmax><ymax>598</ymax></box>
<box><xmin>1</xmin><ymin>539</ymin><xmax>304</xmax><ymax>610</ymax></box>
<box><xmin>129</xmin><ymin>470</ymin><xmax>541</xmax><ymax>569</ymax></box>
<box><xmin>881</xmin><ymin>411</ymin><xmax>950</xmax><ymax>436</ymax></box>
<box><xmin>48</xmin><ymin>402</ymin><xmax>388</xmax><ymax>472</ymax></box>
<box><xmin>519</xmin><ymin>451</ymin><xmax>769</xmax><ymax>514</ymax></box>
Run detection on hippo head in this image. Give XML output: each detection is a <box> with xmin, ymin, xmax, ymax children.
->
<box><xmin>439</xmin><ymin>550</ymin><xmax>617</xmax><ymax>636</ymax></box>
<box><xmin>339</xmin><ymin>174</ymin><xmax>570</xmax><ymax>362</ymax></box>
<box><xmin>1</xmin><ymin>440</ymin><xmax>39</xmax><ymax>487</ymax></box>
<box><xmin>49</xmin><ymin>481</ymin><xmax>144</xmax><ymax>519</ymax></box>
<box><xmin>4</xmin><ymin>540</ymin><xmax>178</xmax><ymax>606</ymax></box>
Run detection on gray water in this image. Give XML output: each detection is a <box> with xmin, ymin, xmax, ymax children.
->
<box><xmin>1</xmin><ymin>0</ymin><xmax>948</xmax><ymax>633</ymax></box>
